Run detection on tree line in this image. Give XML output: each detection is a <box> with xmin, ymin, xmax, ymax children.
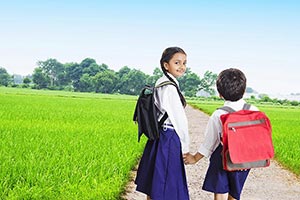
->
<box><xmin>0</xmin><ymin>58</ymin><xmax>217</xmax><ymax>97</ymax></box>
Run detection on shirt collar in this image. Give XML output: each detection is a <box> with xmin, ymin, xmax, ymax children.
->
<box><xmin>223</xmin><ymin>99</ymin><xmax>246</xmax><ymax>110</ymax></box>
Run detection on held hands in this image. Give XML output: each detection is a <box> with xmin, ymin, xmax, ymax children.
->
<box><xmin>183</xmin><ymin>153</ymin><xmax>197</xmax><ymax>165</ymax></box>
<box><xmin>183</xmin><ymin>152</ymin><xmax>204</xmax><ymax>165</ymax></box>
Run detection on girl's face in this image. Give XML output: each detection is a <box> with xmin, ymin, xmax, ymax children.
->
<box><xmin>163</xmin><ymin>52</ymin><xmax>187</xmax><ymax>78</ymax></box>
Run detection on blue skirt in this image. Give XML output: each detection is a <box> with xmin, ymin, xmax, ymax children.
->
<box><xmin>202</xmin><ymin>144</ymin><xmax>250</xmax><ymax>200</ymax></box>
<box><xmin>135</xmin><ymin>127</ymin><xmax>189</xmax><ymax>200</ymax></box>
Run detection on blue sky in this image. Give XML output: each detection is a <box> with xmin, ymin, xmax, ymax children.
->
<box><xmin>0</xmin><ymin>0</ymin><xmax>299</xmax><ymax>95</ymax></box>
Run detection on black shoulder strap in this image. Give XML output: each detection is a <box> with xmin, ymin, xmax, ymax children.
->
<box><xmin>155</xmin><ymin>81</ymin><xmax>177</xmax><ymax>127</ymax></box>
<box><xmin>155</xmin><ymin>81</ymin><xmax>183</xmax><ymax>104</ymax></box>
<box><xmin>155</xmin><ymin>81</ymin><xmax>176</xmax><ymax>88</ymax></box>
<box><xmin>158</xmin><ymin>113</ymin><xmax>168</xmax><ymax>127</ymax></box>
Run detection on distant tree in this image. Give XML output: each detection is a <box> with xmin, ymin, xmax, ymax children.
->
<box><xmin>82</xmin><ymin>63</ymin><xmax>99</xmax><ymax>76</ymax></box>
<box><xmin>78</xmin><ymin>73</ymin><xmax>94</xmax><ymax>92</ymax></box>
<box><xmin>32</xmin><ymin>67</ymin><xmax>50</xmax><ymax>89</ymax></box>
<box><xmin>115</xmin><ymin>66</ymin><xmax>131</xmax><ymax>93</ymax></box>
<box><xmin>82</xmin><ymin>63</ymin><xmax>109</xmax><ymax>77</ymax></box>
<box><xmin>259</xmin><ymin>94</ymin><xmax>272</xmax><ymax>102</ymax></box>
<box><xmin>147</xmin><ymin>67</ymin><xmax>163</xmax><ymax>85</ymax></box>
<box><xmin>0</xmin><ymin>67</ymin><xmax>12</xmax><ymax>86</ymax></box>
<box><xmin>65</xmin><ymin>59</ymin><xmax>110</xmax><ymax>91</ymax></box>
<box><xmin>37</xmin><ymin>59</ymin><xmax>64</xmax><ymax>87</ymax></box>
<box><xmin>290</xmin><ymin>101</ymin><xmax>299</xmax><ymax>106</ymax></box>
<box><xmin>80</xmin><ymin>58</ymin><xmax>97</xmax><ymax>69</ymax></box>
<box><xmin>23</xmin><ymin>77</ymin><xmax>31</xmax><ymax>84</ymax></box>
<box><xmin>117</xmin><ymin>66</ymin><xmax>131</xmax><ymax>79</ymax></box>
<box><xmin>178</xmin><ymin>68</ymin><xmax>201</xmax><ymax>97</ymax></box>
<box><xmin>56</xmin><ymin>72</ymin><xmax>69</xmax><ymax>88</ymax></box>
<box><xmin>100</xmin><ymin>63</ymin><xmax>109</xmax><ymax>71</ymax></box>
<box><xmin>20</xmin><ymin>77</ymin><xmax>31</xmax><ymax>88</ymax></box>
<box><xmin>65</xmin><ymin>62</ymin><xmax>82</xmax><ymax>91</ymax></box>
<box><xmin>119</xmin><ymin>69</ymin><xmax>147</xmax><ymax>95</ymax></box>
<box><xmin>198</xmin><ymin>71</ymin><xmax>217</xmax><ymax>95</ymax></box>
<box><xmin>93</xmin><ymin>70</ymin><xmax>118</xmax><ymax>93</ymax></box>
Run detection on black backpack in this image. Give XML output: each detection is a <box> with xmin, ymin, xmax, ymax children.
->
<box><xmin>133</xmin><ymin>81</ymin><xmax>177</xmax><ymax>142</ymax></box>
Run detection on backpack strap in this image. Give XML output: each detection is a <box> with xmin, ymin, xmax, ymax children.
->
<box><xmin>155</xmin><ymin>81</ymin><xmax>181</xmax><ymax>101</ymax></box>
<box><xmin>218</xmin><ymin>103</ymin><xmax>251</xmax><ymax>113</ymax></box>
<box><xmin>217</xmin><ymin>103</ymin><xmax>251</xmax><ymax>113</ymax></box>
<box><xmin>155</xmin><ymin>81</ymin><xmax>177</xmax><ymax>128</ymax></box>
<box><xmin>155</xmin><ymin>81</ymin><xmax>176</xmax><ymax>88</ymax></box>
<box><xmin>218</xmin><ymin>106</ymin><xmax>235</xmax><ymax>113</ymax></box>
<box><xmin>158</xmin><ymin>113</ymin><xmax>168</xmax><ymax>127</ymax></box>
<box><xmin>243</xmin><ymin>103</ymin><xmax>251</xmax><ymax>110</ymax></box>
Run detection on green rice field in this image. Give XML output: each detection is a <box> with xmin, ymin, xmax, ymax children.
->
<box><xmin>1</xmin><ymin>87</ymin><xmax>299</xmax><ymax>199</ymax></box>
<box><xmin>0</xmin><ymin>87</ymin><xmax>145</xmax><ymax>199</ymax></box>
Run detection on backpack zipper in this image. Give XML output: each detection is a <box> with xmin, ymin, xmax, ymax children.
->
<box><xmin>228</xmin><ymin>119</ymin><xmax>266</xmax><ymax>132</ymax></box>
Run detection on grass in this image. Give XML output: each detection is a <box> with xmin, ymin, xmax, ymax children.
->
<box><xmin>0</xmin><ymin>87</ymin><xmax>145</xmax><ymax>199</ymax></box>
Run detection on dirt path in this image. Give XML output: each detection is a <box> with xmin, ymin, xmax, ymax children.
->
<box><xmin>123</xmin><ymin>105</ymin><xmax>300</xmax><ymax>200</ymax></box>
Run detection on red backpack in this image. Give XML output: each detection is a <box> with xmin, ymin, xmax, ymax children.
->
<box><xmin>219</xmin><ymin>104</ymin><xmax>274</xmax><ymax>171</ymax></box>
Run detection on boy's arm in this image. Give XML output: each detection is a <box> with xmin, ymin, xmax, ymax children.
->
<box><xmin>183</xmin><ymin>152</ymin><xmax>204</xmax><ymax>165</ymax></box>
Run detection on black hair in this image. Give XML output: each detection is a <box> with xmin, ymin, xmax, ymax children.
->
<box><xmin>216</xmin><ymin>68</ymin><xmax>247</xmax><ymax>101</ymax></box>
<box><xmin>160</xmin><ymin>47</ymin><xmax>186</xmax><ymax>107</ymax></box>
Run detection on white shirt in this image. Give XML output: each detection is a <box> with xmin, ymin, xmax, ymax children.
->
<box><xmin>198</xmin><ymin>99</ymin><xmax>259</xmax><ymax>158</ymax></box>
<box><xmin>154</xmin><ymin>74</ymin><xmax>190</xmax><ymax>153</ymax></box>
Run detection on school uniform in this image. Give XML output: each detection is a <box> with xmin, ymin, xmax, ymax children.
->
<box><xmin>135</xmin><ymin>74</ymin><xmax>190</xmax><ymax>200</ymax></box>
<box><xmin>198</xmin><ymin>99</ymin><xmax>259</xmax><ymax>200</ymax></box>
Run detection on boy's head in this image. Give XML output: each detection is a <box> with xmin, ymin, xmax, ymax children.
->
<box><xmin>216</xmin><ymin>68</ymin><xmax>246</xmax><ymax>101</ymax></box>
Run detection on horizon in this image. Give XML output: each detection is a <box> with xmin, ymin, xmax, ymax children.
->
<box><xmin>1</xmin><ymin>0</ymin><xmax>299</xmax><ymax>95</ymax></box>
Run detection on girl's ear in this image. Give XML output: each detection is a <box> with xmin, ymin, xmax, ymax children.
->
<box><xmin>164</xmin><ymin>63</ymin><xmax>169</xmax><ymax>71</ymax></box>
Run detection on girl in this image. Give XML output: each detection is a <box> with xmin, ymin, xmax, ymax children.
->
<box><xmin>135</xmin><ymin>47</ymin><xmax>190</xmax><ymax>200</ymax></box>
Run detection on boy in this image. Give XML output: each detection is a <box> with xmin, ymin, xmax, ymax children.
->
<box><xmin>183</xmin><ymin>68</ymin><xmax>258</xmax><ymax>200</ymax></box>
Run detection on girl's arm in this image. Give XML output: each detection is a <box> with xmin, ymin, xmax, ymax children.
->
<box><xmin>162</xmin><ymin>85</ymin><xmax>190</xmax><ymax>153</ymax></box>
